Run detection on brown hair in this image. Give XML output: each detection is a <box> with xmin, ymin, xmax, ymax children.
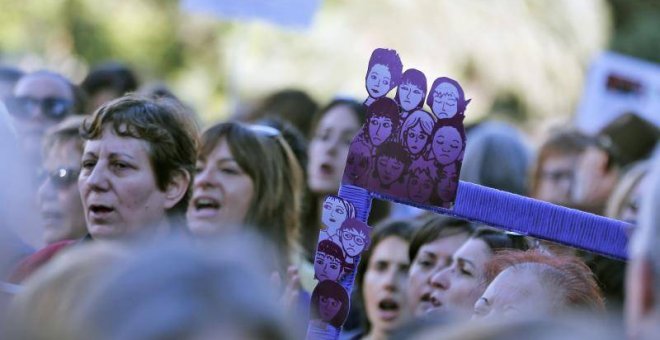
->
<box><xmin>199</xmin><ymin>122</ymin><xmax>303</xmax><ymax>267</ymax></box>
<box><xmin>80</xmin><ymin>94</ymin><xmax>198</xmax><ymax>226</ymax></box>
<box><xmin>42</xmin><ymin>116</ymin><xmax>86</xmax><ymax>156</ymax></box>
<box><xmin>484</xmin><ymin>249</ymin><xmax>605</xmax><ymax>313</ymax></box>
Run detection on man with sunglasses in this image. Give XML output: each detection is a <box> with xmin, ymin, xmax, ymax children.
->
<box><xmin>6</xmin><ymin>70</ymin><xmax>81</xmax><ymax>167</ymax></box>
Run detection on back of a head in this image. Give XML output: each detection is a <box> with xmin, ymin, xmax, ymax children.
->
<box><xmin>81</xmin><ymin>62</ymin><xmax>138</xmax><ymax>98</ymax></box>
<box><xmin>461</xmin><ymin>121</ymin><xmax>531</xmax><ymax>195</ymax></box>
<box><xmin>248</xmin><ymin>89</ymin><xmax>318</xmax><ymax>138</ymax></box>
<box><xmin>73</xmin><ymin>236</ymin><xmax>292</xmax><ymax>340</ymax></box>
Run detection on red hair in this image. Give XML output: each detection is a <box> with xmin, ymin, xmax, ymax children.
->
<box><xmin>484</xmin><ymin>249</ymin><xmax>605</xmax><ymax>313</ymax></box>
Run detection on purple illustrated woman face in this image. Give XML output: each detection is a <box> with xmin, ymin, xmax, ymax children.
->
<box><xmin>437</xmin><ymin>163</ymin><xmax>459</xmax><ymax>202</ymax></box>
<box><xmin>432</xmin><ymin>126</ymin><xmax>463</xmax><ymax>166</ymax></box>
<box><xmin>376</xmin><ymin>155</ymin><xmax>405</xmax><ymax>186</ymax></box>
<box><xmin>366</xmin><ymin>64</ymin><xmax>393</xmax><ymax>99</ymax></box>
<box><xmin>345</xmin><ymin>142</ymin><xmax>371</xmax><ymax>183</ymax></box>
<box><xmin>405</xmin><ymin>123</ymin><xmax>429</xmax><ymax>156</ymax></box>
<box><xmin>341</xmin><ymin>228</ymin><xmax>368</xmax><ymax>258</ymax></box>
<box><xmin>319</xmin><ymin>295</ymin><xmax>343</xmax><ymax>322</ymax></box>
<box><xmin>322</xmin><ymin>197</ymin><xmax>349</xmax><ymax>234</ymax></box>
<box><xmin>399</xmin><ymin>82</ymin><xmax>425</xmax><ymax>112</ymax></box>
<box><xmin>368</xmin><ymin>116</ymin><xmax>393</xmax><ymax>147</ymax></box>
<box><xmin>314</xmin><ymin>250</ymin><xmax>343</xmax><ymax>282</ymax></box>
<box><xmin>431</xmin><ymin>82</ymin><xmax>459</xmax><ymax>119</ymax></box>
<box><xmin>408</xmin><ymin>170</ymin><xmax>435</xmax><ymax>203</ymax></box>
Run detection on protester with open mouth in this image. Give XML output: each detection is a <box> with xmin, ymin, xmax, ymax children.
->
<box><xmin>343</xmin><ymin>219</ymin><xmax>415</xmax><ymax>340</ymax></box>
<box><xmin>187</xmin><ymin>121</ymin><xmax>305</xmax><ymax>276</ymax></box>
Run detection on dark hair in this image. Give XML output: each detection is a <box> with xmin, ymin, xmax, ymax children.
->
<box><xmin>432</xmin><ymin>116</ymin><xmax>467</xmax><ymax>151</ymax></box>
<box><xmin>394</xmin><ymin>68</ymin><xmax>427</xmax><ymax>111</ymax></box>
<box><xmin>249</xmin><ymin>89</ymin><xmax>318</xmax><ymax>138</ymax></box>
<box><xmin>80</xmin><ymin>94</ymin><xmax>198</xmax><ymax>226</ymax></box>
<box><xmin>426</xmin><ymin>77</ymin><xmax>470</xmax><ymax>117</ymax></box>
<box><xmin>317</xmin><ymin>239</ymin><xmax>345</xmax><ymax>263</ymax></box>
<box><xmin>366</xmin><ymin>97</ymin><xmax>400</xmax><ymax>131</ymax></box>
<box><xmin>199</xmin><ymin>122</ymin><xmax>303</xmax><ymax>270</ymax></box>
<box><xmin>471</xmin><ymin>227</ymin><xmax>530</xmax><ymax>253</ymax></box>
<box><xmin>408</xmin><ymin>216</ymin><xmax>475</xmax><ymax>262</ymax></box>
<box><xmin>367</xmin><ymin>48</ymin><xmax>403</xmax><ymax>88</ymax></box>
<box><xmin>354</xmin><ymin>219</ymin><xmax>416</xmax><ymax>333</ymax></box>
<box><xmin>43</xmin><ymin>116</ymin><xmax>87</xmax><ymax>156</ymax></box>
<box><xmin>0</xmin><ymin>66</ymin><xmax>24</xmax><ymax>83</ymax></box>
<box><xmin>81</xmin><ymin>62</ymin><xmax>138</xmax><ymax>98</ymax></box>
<box><xmin>372</xmin><ymin>141</ymin><xmax>411</xmax><ymax>181</ymax></box>
<box><xmin>310</xmin><ymin>98</ymin><xmax>365</xmax><ymax>137</ymax></box>
<box><xmin>310</xmin><ymin>280</ymin><xmax>350</xmax><ymax>328</ymax></box>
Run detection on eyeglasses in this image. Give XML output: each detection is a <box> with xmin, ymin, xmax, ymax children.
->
<box><xmin>5</xmin><ymin>96</ymin><xmax>73</xmax><ymax>120</ymax></box>
<box><xmin>341</xmin><ymin>231</ymin><xmax>365</xmax><ymax>246</ymax></box>
<box><xmin>39</xmin><ymin>167</ymin><xmax>80</xmax><ymax>189</ymax></box>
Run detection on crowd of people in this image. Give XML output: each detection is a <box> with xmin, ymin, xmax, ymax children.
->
<box><xmin>0</xmin><ymin>62</ymin><xmax>659</xmax><ymax>340</ymax></box>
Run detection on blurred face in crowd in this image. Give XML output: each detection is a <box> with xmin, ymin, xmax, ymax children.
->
<box><xmin>366</xmin><ymin>64</ymin><xmax>392</xmax><ymax>99</ymax></box>
<box><xmin>363</xmin><ymin>236</ymin><xmax>411</xmax><ymax>335</ymax></box>
<box><xmin>408</xmin><ymin>232</ymin><xmax>470</xmax><ymax>316</ymax></box>
<box><xmin>188</xmin><ymin>138</ymin><xmax>254</xmax><ymax>235</ymax></box>
<box><xmin>535</xmin><ymin>153</ymin><xmax>577</xmax><ymax>204</ymax></box>
<box><xmin>38</xmin><ymin>140</ymin><xmax>86</xmax><ymax>243</ymax></box>
<box><xmin>473</xmin><ymin>266</ymin><xmax>556</xmax><ymax>321</ymax></box>
<box><xmin>308</xmin><ymin>105</ymin><xmax>361</xmax><ymax>194</ymax></box>
<box><xmin>9</xmin><ymin>73</ymin><xmax>74</xmax><ymax>163</ymax></box>
<box><xmin>429</xmin><ymin>238</ymin><xmax>492</xmax><ymax>318</ymax></box>
<box><xmin>79</xmin><ymin>126</ymin><xmax>176</xmax><ymax>240</ymax></box>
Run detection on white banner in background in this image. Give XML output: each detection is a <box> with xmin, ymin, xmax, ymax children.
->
<box><xmin>575</xmin><ymin>52</ymin><xmax>660</xmax><ymax>134</ymax></box>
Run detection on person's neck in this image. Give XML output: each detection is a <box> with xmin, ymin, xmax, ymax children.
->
<box><xmin>363</xmin><ymin>328</ymin><xmax>389</xmax><ymax>340</ymax></box>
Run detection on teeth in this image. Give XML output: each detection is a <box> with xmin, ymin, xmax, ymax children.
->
<box><xmin>195</xmin><ymin>198</ymin><xmax>219</xmax><ymax>209</ymax></box>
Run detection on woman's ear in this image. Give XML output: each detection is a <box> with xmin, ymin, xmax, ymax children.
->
<box><xmin>163</xmin><ymin>169</ymin><xmax>191</xmax><ymax>209</ymax></box>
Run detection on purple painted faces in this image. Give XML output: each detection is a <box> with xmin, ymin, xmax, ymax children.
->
<box><xmin>366</xmin><ymin>97</ymin><xmax>400</xmax><ymax>148</ymax></box>
<box><xmin>365</xmin><ymin>48</ymin><xmax>403</xmax><ymax>102</ymax></box>
<box><xmin>431</xmin><ymin>123</ymin><xmax>465</xmax><ymax>166</ymax></box>
<box><xmin>314</xmin><ymin>240</ymin><xmax>346</xmax><ymax>282</ymax></box>
<box><xmin>427</xmin><ymin>77</ymin><xmax>469</xmax><ymax>120</ymax></box>
<box><xmin>344</xmin><ymin>141</ymin><xmax>371</xmax><ymax>186</ymax></box>
<box><xmin>312</xmin><ymin>280</ymin><xmax>350</xmax><ymax>328</ymax></box>
<box><xmin>407</xmin><ymin>165</ymin><xmax>436</xmax><ymax>203</ymax></box>
<box><xmin>321</xmin><ymin>196</ymin><xmax>355</xmax><ymax>237</ymax></box>
<box><xmin>437</xmin><ymin>162</ymin><xmax>459</xmax><ymax>202</ymax></box>
<box><xmin>399</xmin><ymin>110</ymin><xmax>434</xmax><ymax>157</ymax></box>
<box><xmin>395</xmin><ymin>68</ymin><xmax>427</xmax><ymax>112</ymax></box>
<box><xmin>339</xmin><ymin>218</ymin><xmax>371</xmax><ymax>258</ymax></box>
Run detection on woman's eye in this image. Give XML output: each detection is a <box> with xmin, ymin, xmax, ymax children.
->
<box><xmin>418</xmin><ymin>260</ymin><xmax>433</xmax><ymax>268</ymax></box>
<box><xmin>330</xmin><ymin>263</ymin><xmax>338</xmax><ymax>270</ymax></box>
<box><xmin>81</xmin><ymin>159</ymin><xmax>96</xmax><ymax>170</ymax></box>
<box><xmin>112</xmin><ymin>161</ymin><xmax>130</xmax><ymax>170</ymax></box>
<box><xmin>220</xmin><ymin>167</ymin><xmax>240</xmax><ymax>175</ymax></box>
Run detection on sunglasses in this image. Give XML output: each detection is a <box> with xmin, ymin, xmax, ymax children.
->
<box><xmin>39</xmin><ymin>167</ymin><xmax>80</xmax><ymax>189</ymax></box>
<box><xmin>5</xmin><ymin>96</ymin><xmax>73</xmax><ymax>120</ymax></box>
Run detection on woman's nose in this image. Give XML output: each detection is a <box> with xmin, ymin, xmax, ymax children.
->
<box><xmin>85</xmin><ymin>164</ymin><xmax>110</xmax><ymax>191</ymax></box>
<box><xmin>429</xmin><ymin>268</ymin><xmax>450</xmax><ymax>291</ymax></box>
<box><xmin>195</xmin><ymin>166</ymin><xmax>217</xmax><ymax>188</ymax></box>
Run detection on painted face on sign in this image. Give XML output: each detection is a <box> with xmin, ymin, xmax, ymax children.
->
<box><xmin>314</xmin><ymin>251</ymin><xmax>343</xmax><ymax>282</ymax></box>
<box><xmin>432</xmin><ymin>126</ymin><xmax>463</xmax><ymax>166</ymax></box>
<box><xmin>431</xmin><ymin>82</ymin><xmax>459</xmax><ymax>119</ymax></box>
<box><xmin>366</xmin><ymin>64</ymin><xmax>392</xmax><ymax>99</ymax></box>
<box><xmin>319</xmin><ymin>295</ymin><xmax>344</xmax><ymax>322</ymax></box>
<box><xmin>376</xmin><ymin>156</ymin><xmax>405</xmax><ymax>186</ymax></box>
<box><xmin>398</xmin><ymin>82</ymin><xmax>424</xmax><ymax>112</ymax></box>
<box><xmin>341</xmin><ymin>228</ymin><xmax>368</xmax><ymax>257</ymax></box>
<box><xmin>405</xmin><ymin>123</ymin><xmax>429</xmax><ymax>156</ymax></box>
<box><xmin>345</xmin><ymin>142</ymin><xmax>371</xmax><ymax>183</ymax></box>
<box><xmin>368</xmin><ymin>116</ymin><xmax>394</xmax><ymax>147</ymax></box>
<box><xmin>437</xmin><ymin>163</ymin><xmax>459</xmax><ymax>202</ymax></box>
<box><xmin>322</xmin><ymin>197</ymin><xmax>350</xmax><ymax>234</ymax></box>
<box><xmin>408</xmin><ymin>170</ymin><xmax>435</xmax><ymax>203</ymax></box>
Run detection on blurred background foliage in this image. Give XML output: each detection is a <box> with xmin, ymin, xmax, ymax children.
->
<box><xmin>0</xmin><ymin>0</ymin><xmax>657</xmax><ymax>128</ymax></box>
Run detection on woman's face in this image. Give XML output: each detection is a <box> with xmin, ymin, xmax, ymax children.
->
<box><xmin>376</xmin><ymin>155</ymin><xmax>405</xmax><ymax>186</ymax></box>
<box><xmin>363</xmin><ymin>236</ymin><xmax>411</xmax><ymax>334</ymax></box>
<box><xmin>308</xmin><ymin>105</ymin><xmax>361</xmax><ymax>194</ymax></box>
<box><xmin>431</xmin><ymin>82</ymin><xmax>459</xmax><ymax>119</ymax></box>
<box><xmin>428</xmin><ymin>238</ymin><xmax>492</xmax><ymax>318</ymax></box>
<box><xmin>408</xmin><ymin>232</ymin><xmax>470</xmax><ymax>317</ymax></box>
<box><xmin>398</xmin><ymin>82</ymin><xmax>424</xmax><ymax>112</ymax></box>
<box><xmin>407</xmin><ymin>171</ymin><xmax>434</xmax><ymax>203</ymax></box>
<box><xmin>368</xmin><ymin>116</ymin><xmax>393</xmax><ymax>147</ymax></box>
<box><xmin>432</xmin><ymin>126</ymin><xmax>463</xmax><ymax>166</ymax></box>
<box><xmin>319</xmin><ymin>295</ymin><xmax>343</xmax><ymax>322</ymax></box>
<box><xmin>473</xmin><ymin>266</ymin><xmax>555</xmax><ymax>321</ymax></box>
<box><xmin>79</xmin><ymin>126</ymin><xmax>172</xmax><ymax>240</ymax></box>
<box><xmin>405</xmin><ymin>123</ymin><xmax>429</xmax><ymax>155</ymax></box>
<box><xmin>187</xmin><ymin>138</ymin><xmax>254</xmax><ymax>235</ymax></box>
<box><xmin>366</xmin><ymin>64</ymin><xmax>392</xmax><ymax>99</ymax></box>
<box><xmin>321</xmin><ymin>198</ymin><xmax>349</xmax><ymax>233</ymax></box>
<box><xmin>38</xmin><ymin>140</ymin><xmax>86</xmax><ymax>244</ymax></box>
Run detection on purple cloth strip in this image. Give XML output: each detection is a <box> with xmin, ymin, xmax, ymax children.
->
<box><xmin>371</xmin><ymin>181</ymin><xmax>630</xmax><ymax>260</ymax></box>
